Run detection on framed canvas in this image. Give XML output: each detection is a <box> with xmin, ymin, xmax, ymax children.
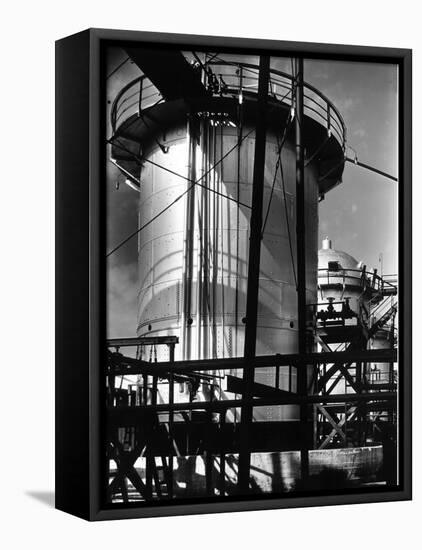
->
<box><xmin>55</xmin><ymin>28</ymin><xmax>412</xmax><ymax>521</ymax></box>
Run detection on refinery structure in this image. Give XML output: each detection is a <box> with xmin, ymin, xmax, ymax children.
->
<box><xmin>105</xmin><ymin>46</ymin><xmax>398</xmax><ymax>502</ymax></box>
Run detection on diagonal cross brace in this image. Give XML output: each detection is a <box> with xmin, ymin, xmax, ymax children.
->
<box><xmin>318</xmin><ymin>405</ymin><xmax>359</xmax><ymax>450</ymax></box>
<box><xmin>316</xmin><ymin>404</ymin><xmax>346</xmax><ymax>443</ymax></box>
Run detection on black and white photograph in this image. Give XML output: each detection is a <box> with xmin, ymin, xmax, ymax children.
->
<box><xmin>2</xmin><ymin>0</ymin><xmax>420</xmax><ymax>543</ymax></box>
<box><xmin>105</xmin><ymin>43</ymin><xmax>401</xmax><ymax>506</ymax></box>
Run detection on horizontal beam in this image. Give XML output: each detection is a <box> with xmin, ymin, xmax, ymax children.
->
<box><xmin>108</xmin><ymin>348</ymin><xmax>397</xmax><ymax>376</ymax></box>
<box><xmin>316</xmin><ymin>401</ymin><xmax>397</xmax><ymax>413</ymax></box>
<box><xmin>226</xmin><ymin>375</ymin><xmax>293</xmax><ymax>399</ymax></box>
<box><xmin>363</xmin><ymin>383</ymin><xmax>397</xmax><ymax>391</ymax></box>
<box><xmin>108</xmin><ymin>336</ymin><xmax>179</xmax><ymax>348</ymax></box>
<box><xmin>107</xmin><ymin>391</ymin><xmax>397</xmax><ymax>416</ymax></box>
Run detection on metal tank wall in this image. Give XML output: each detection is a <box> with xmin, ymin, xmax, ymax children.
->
<box><xmin>137</xmin><ymin>118</ymin><xmax>319</xmax><ymax>421</ymax></box>
<box><xmin>137</xmin><ymin>127</ymin><xmax>186</xmax><ymax>348</ymax></box>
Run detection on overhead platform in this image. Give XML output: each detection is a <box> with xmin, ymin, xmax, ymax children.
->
<box><xmin>109</xmin><ymin>52</ymin><xmax>346</xmax><ymax>197</ymax></box>
<box><xmin>110</xmin><ymin>94</ymin><xmax>345</xmax><ymax>197</ymax></box>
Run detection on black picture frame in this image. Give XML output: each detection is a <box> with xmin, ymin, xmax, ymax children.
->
<box><xmin>55</xmin><ymin>28</ymin><xmax>412</xmax><ymax>521</ymax></box>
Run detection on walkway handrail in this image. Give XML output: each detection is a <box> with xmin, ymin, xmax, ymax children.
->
<box><xmin>317</xmin><ymin>267</ymin><xmax>397</xmax><ymax>295</ymax></box>
<box><xmin>110</xmin><ymin>59</ymin><xmax>347</xmax><ymax>152</ymax></box>
<box><xmin>207</xmin><ymin>60</ymin><xmax>347</xmax><ymax>147</ymax></box>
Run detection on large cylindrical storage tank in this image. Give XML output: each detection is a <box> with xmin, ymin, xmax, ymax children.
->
<box><xmin>137</xmin><ymin>118</ymin><xmax>318</xmax><ymax>421</ymax></box>
<box><xmin>110</xmin><ymin>54</ymin><xmax>346</xmax><ymax>423</ymax></box>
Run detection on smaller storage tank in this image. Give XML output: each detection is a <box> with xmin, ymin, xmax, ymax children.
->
<box><xmin>318</xmin><ymin>237</ymin><xmax>370</xmax><ymax>319</ymax></box>
<box><xmin>317</xmin><ymin>237</ymin><xmax>394</xmax><ymax>393</ymax></box>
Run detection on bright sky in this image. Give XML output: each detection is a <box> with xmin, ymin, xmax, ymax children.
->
<box><xmin>306</xmin><ymin>59</ymin><xmax>398</xmax><ymax>275</ymax></box>
<box><xmin>106</xmin><ymin>48</ymin><xmax>398</xmax><ymax>338</ymax></box>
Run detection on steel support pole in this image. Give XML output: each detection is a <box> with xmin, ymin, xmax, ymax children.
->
<box><xmin>237</xmin><ymin>55</ymin><xmax>270</xmax><ymax>493</ymax></box>
<box><xmin>183</xmin><ymin>115</ymin><xmax>197</xmax><ymax>360</ymax></box>
<box><xmin>168</xmin><ymin>343</ymin><xmax>175</xmax><ymax>498</ymax></box>
<box><xmin>146</xmin><ymin>368</ymin><xmax>158</xmax><ymax>498</ymax></box>
<box><xmin>294</xmin><ymin>57</ymin><xmax>309</xmax><ymax>481</ymax></box>
<box><xmin>295</xmin><ymin>56</ymin><xmax>307</xmax><ymax>370</ymax></box>
<box><xmin>219</xmin><ymin>410</ymin><xmax>226</xmax><ymax>496</ymax></box>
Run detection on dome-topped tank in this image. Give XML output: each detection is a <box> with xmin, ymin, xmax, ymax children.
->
<box><xmin>317</xmin><ymin>237</ymin><xmax>379</xmax><ymax>319</ymax></box>
<box><xmin>317</xmin><ymin>237</ymin><xmax>396</xmax><ymax>395</ymax></box>
<box><xmin>319</xmin><ymin>237</ymin><xmax>360</xmax><ymax>271</ymax></box>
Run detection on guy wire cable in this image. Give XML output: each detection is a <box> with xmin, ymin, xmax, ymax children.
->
<box><xmin>106</xmin><ymin>128</ymin><xmax>254</xmax><ymax>257</ymax></box>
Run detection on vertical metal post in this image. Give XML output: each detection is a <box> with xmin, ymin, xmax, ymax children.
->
<box><xmin>219</xmin><ymin>410</ymin><xmax>226</xmax><ymax>496</ymax></box>
<box><xmin>389</xmin><ymin>312</ymin><xmax>396</xmax><ymax>423</ymax></box>
<box><xmin>168</xmin><ymin>343</ymin><xmax>175</xmax><ymax>498</ymax></box>
<box><xmin>197</xmin><ymin>118</ymin><xmax>204</xmax><ymax>360</ymax></box>
<box><xmin>205</xmin><ymin>406</ymin><xmax>213</xmax><ymax>496</ymax></box>
<box><xmin>295</xmin><ymin>56</ymin><xmax>306</xmax><ymax>361</ymax></box>
<box><xmin>204</xmin><ymin>117</ymin><xmax>211</xmax><ymax>359</ymax></box>
<box><xmin>295</xmin><ymin>57</ymin><xmax>309</xmax><ymax>483</ymax></box>
<box><xmin>146</xmin><ymin>368</ymin><xmax>158</xmax><ymax>499</ymax></box>
<box><xmin>198</xmin><ymin>116</ymin><xmax>210</xmax><ymax>360</ymax></box>
<box><xmin>107</xmin><ymin>373</ymin><xmax>115</xmax><ymax>407</ymax></box>
<box><xmin>183</xmin><ymin>116</ymin><xmax>197</xmax><ymax>360</ymax></box>
<box><xmin>142</xmin><ymin>373</ymin><xmax>148</xmax><ymax>405</ymax></box>
<box><xmin>146</xmin><ymin>445</ymin><xmax>153</xmax><ymax>498</ymax></box>
<box><xmin>138</xmin><ymin>77</ymin><xmax>144</xmax><ymax>115</ymax></box>
<box><xmin>234</xmin><ymin>65</ymin><xmax>244</xmax><ymax>357</ymax></box>
<box><xmin>356</xmin><ymin>361</ymin><xmax>363</xmax><ymax>444</ymax></box>
<box><xmin>211</xmin><ymin>122</ymin><xmax>218</xmax><ymax>358</ymax></box>
<box><xmin>143</xmin><ymin>346</ymin><xmax>152</xmax><ymax>496</ymax></box>
<box><xmin>237</xmin><ymin>55</ymin><xmax>270</xmax><ymax>493</ymax></box>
